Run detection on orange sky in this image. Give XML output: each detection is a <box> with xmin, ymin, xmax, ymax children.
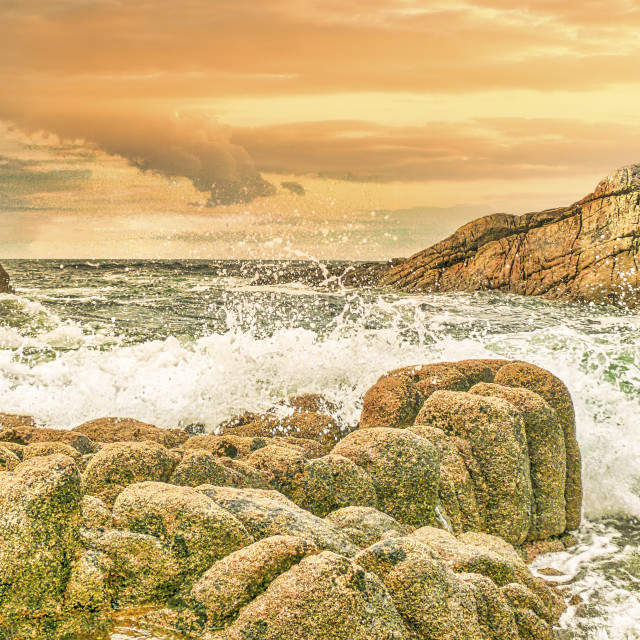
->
<box><xmin>2</xmin><ymin>0</ymin><xmax>640</xmax><ymax>258</ymax></box>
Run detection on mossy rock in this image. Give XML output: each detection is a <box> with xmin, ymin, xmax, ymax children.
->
<box><xmin>112</xmin><ymin>481</ymin><xmax>254</xmax><ymax>578</ymax></box>
<box><xmin>83</xmin><ymin>441</ymin><xmax>177</xmax><ymax>506</ymax></box>
<box><xmin>191</xmin><ymin>535</ymin><xmax>319</xmax><ymax>625</ymax></box>
<box><xmin>332</xmin><ymin>428</ymin><xmax>440</xmax><ymax>528</ymax></box>
<box><xmin>216</xmin><ymin>551</ymin><xmax>410</xmax><ymax>640</ymax></box>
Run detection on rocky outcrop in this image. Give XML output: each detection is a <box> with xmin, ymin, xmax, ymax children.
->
<box><xmin>360</xmin><ymin>358</ymin><xmax>582</xmax><ymax>545</ymax></box>
<box><xmin>383</xmin><ymin>164</ymin><xmax>640</xmax><ymax>306</ymax></box>
<box><xmin>0</xmin><ymin>359</ymin><xmax>576</xmax><ymax>639</ymax></box>
<box><xmin>0</xmin><ymin>264</ymin><xmax>12</xmax><ymax>294</ymax></box>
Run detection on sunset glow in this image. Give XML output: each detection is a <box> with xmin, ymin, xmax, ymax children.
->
<box><xmin>2</xmin><ymin>0</ymin><xmax>640</xmax><ymax>257</ymax></box>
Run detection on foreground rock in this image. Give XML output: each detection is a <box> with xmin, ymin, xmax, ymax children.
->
<box><xmin>383</xmin><ymin>164</ymin><xmax>640</xmax><ymax>307</ymax></box>
<box><xmin>0</xmin><ymin>264</ymin><xmax>12</xmax><ymax>294</ymax></box>
<box><xmin>0</xmin><ymin>358</ymin><xmax>576</xmax><ymax>638</ymax></box>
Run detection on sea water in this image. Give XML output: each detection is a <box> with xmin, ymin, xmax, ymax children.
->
<box><xmin>1</xmin><ymin>259</ymin><xmax>639</xmax><ymax>639</ymax></box>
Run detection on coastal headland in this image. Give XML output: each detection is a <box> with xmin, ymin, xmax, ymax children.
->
<box><xmin>251</xmin><ymin>163</ymin><xmax>640</xmax><ymax>308</ymax></box>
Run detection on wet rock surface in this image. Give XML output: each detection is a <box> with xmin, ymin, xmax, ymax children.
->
<box><xmin>0</xmin><ymin>358</ymin><xmax>578</xmax><ymax>638</ymax></box>
<box><xmin>0</xmin><ymin>264</ymin><xmax>12</xmax><ymax>294</ymax></box>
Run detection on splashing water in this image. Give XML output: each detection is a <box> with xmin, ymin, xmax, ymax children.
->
<box><xmin>1</xmin><ymin>259</ymin><xmax>640</xmax><ymax>638</ymax></box>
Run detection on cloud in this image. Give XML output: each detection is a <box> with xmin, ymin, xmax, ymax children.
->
<box><xmin>2</xmin><ymin>110</ymin><xmax>275</xmax><ymax>205</ymax></box>
<box><xmin>233</xmin><ymin>118</ymin><xmax>640</xmax><ymax>183</ymax></box>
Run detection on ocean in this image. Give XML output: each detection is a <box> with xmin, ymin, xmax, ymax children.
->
<box><xmin>1</xmin><ymin>259</ymin><xmax>640</xmax><ymax>639</ymax></box>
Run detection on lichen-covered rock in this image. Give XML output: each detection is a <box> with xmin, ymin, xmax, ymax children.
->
<box><xmin>214</xmin><ymin>551</ymin><xmax>409</xmax><ymax>640</ymax></box>
<box><xmin>0</xmin><ymin>444</ymin><xmax>20</xmax><ymax>471</ymax></box>
<box><xmin>113</xmin><ymin>482</ymin><xmax>253</xmax><ymax>578</ymax></box>
<box><xmin>285</xmin><ymin>393</ymin><xmax>339</xmax><ymax>415</ymax></box>
<box><xmin>197</xmin><ymin>485</ymin><xmax>357</xmax><ymax>557</ymax></box>
<box><xmin>0</xmin><ymin>455</ymin><xmax>82</xmax><ymax>623</ymax></box>
<box><xmin>355</xmin><ymin>536</ymin><xmax>484</xmax><ymax>640</ymax></box>
<box><xmin>191</xmin><ymin>535</ymin><xmax>318</xmax><ymax>625</ymax></box>
<box><xmin>184</xmin><ymin>434</ymin><xmax>268</xmax><ymax>458</ymax></box>
<box><xmin>0</xmin><ymin>412</ymin><xmax>36</xmax><ymax>429</ymax></box>
<box><xmin>460</xmin><ymin>572</ymin><xmax>519</xmax><ymax>640</ymax></box>
<box><xmin>387</xmin><ymin>362</ymin><xmax>471</xmax><ymax>398</ymax></box>
<box><xmin>494</xmin><ymin>361</ymin><xmax>582</xmax><ymax>530</ymax></box>
<box><xmin>81</xmin><ymin>495</ymin><xmax>113</xmax><ymax>529</ymax></box>
<box><xmin>248</xmin><ymin>446</ymin><xmax>377</xmax><ymax>517</ymax></box>
<box><xmin>65</xmin><ymin>550</ymin><xmax>113</xmax><ymax>611</ymax></box>
<box><xmin>89</xmin><ymin>529</ymin><xmax>182</xmax><ymax>606</ymax></box>
<box><xmin>23</xmin><ymin>441</ymin><xmax>83</xmax><ymax>464</ymax></box>
<box><xmin>332</xmin><ymin>428</ymin><xmax>439</xmax><ymax>527</ymax></box>
<box><xmin>169</xmin><ymin>449</ymin><xmax>270</xmax><ymax>489</ymax></box>
<box><xmin>73</xmin><ymin>416</ymin><xmax>187</xmax><ymax>448</ymax></box>
<box><xmin>359</xmin><ymin>375</ymin><xmax>424</xmax><ymax>430</ymax></box>
<box><xmin>324</xmin><ymin>507</ymin><xmax>413</xmax><ymax>549</ymax></box>
<box><xmin>408</xmin><ymin>424</ymin><xmax>486</xmax><ymax>534</ymax></box>
<box><xmin>415</xmin><ymin>391</ymin><xmax>532</xmax><ymax>544</ymax></box>
<box><xmin>224</xmin><ymin>410</ymin><xmax>341</xmax><ymax>450</ymax></box>
<box><xmin>0</xmin><ymin>441</ymin><xmax>24</xmax><ymax>459</ymax></box>
<box><xmin>470</xmin><ymin>382</ymin><xmax>567</xmax><ymax>539</ymax></box>
<box><xmin>414</xmin><ymin>527</ymin><xmax>566</xmax><ymax>623</ymax></box>
<box><xmin>83</xmin><ymin>441</ymin><xmax>177</xmax><ymax>506</ymax></box>
<box><xmin>0</xmin><ymin>426</ymin><xmax>97</xmax><ymax>454</ymax></box>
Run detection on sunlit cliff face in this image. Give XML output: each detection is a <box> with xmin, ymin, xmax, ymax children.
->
<box><xmin>2</xmin><ymin>0</ymin><xmax>640</xmax><ymax>258</ymax></box>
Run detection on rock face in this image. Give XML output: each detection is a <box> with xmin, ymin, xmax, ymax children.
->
<box><xmin>383</xmin><ymin>164</ymin><xmax>640</xmax><ymax>306</ymax></box>
<box><xmin>0</xmin><ymin>264</ymin><xmax>12</xmax><ymax>294</ymax></box>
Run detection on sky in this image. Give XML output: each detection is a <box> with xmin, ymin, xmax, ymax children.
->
<box><xmin>2</xmin><ymin>0</ymin><xmax>640</xmax><ymax>259</ymax></box>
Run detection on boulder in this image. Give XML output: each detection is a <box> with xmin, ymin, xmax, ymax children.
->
<box><xmin>196</xmin><ymin>485</ymin><xmax>357</xmax><ymax>557</ymax></box>
<box><xmin>65</xmin><ymin>550</ymin><xmax>113</xmax><ymax>611</ymax></box>
<box><xmin>112</xmin><ymin>482</ymin><xmax>253</xmax><ymax>578</ymax></box>
<box><xmin>0</xmin><ymin>413</ymin><xmax>36</xmax><ymax>429</ymax></box>
<box><xmin>359</xmin><ymin>375</ymin><xmax>424</xmax><ymax>430</ymax></box>
<box><xmin>325</xmin><ymin>506</ymin><xmax>414</xmax><ymax>549</ymax></box>
<box><xmin>214</xmin><ymin>551</ymin><xmax>409</xmax><ymax>640</ymax></box>
<box><xmin>22</xmin><ymin>441</ymin><xmax>83</xmax><ymax>464</ymax></box>
<box><xmin>382</xmin><ymin>164</ymin><xmax>640</xmax><ymax>308</ymax></box>
<box><xmin>224</xmin><ymin>410</ymin><xmax>341</xmax><ymax>450</ymax></box>
<box><xmin>469</xmin><ymin>382</ymin><xmax>567</xmax><ymax>538</ymax></box>
<box><xmin>73</xmin><ymin>417</ymin><xmax>187</xmax><ymax>448</ymax></box>
<box><xmin>359</xmin><ymin>360</ymin><xmax>508</xmax><ymax>430</ymax></box>
<box><xmin>332</xmin><ymin>427</ymin><xmax>440</xmax><ymax>527</ymax></box>
<box><xmin>355</xmin><ymin>536</ymin><xmax>484</xmax><ymax>640</ymax></box>
<box><xmin>494</xmin><ymin>361</ymin><xmax>582</xmax><ymax>530</ymax></box>
<box><xmin>0</xmin><ymin>444</ymin><xmax>20</xmax><ymax>471</ymax></box>
<box><xmin>0</xmin><ymin>263</ymin><xmax>12</xmax><ymax>294</ymax></box>
<box><xmin>460</xmin><ymin>573</ymin><xmax>519</xmax><ymax>640</ymax></box>
<box><xmin>191</xmin><ymin>535</ymin><xmax>318</xmax><ymax>625</ymax></box>
<box><xmin>83</xmin><ymin>441</ymin><xmax>177</xmax><ymax>506</ymax></box>
<box><xmin>87</xmin><ymin>529</ymin><xmax>182</xmax><ymax>606</ymax></box>
<box><xmin>415</xmin><ymin>391</ymin><xmax>532</xmax><ymax>544</ymax></box>
<box><xmin>408</xmin><ymin>424</ymin><xmax>486</xmax><ymax>534</ymax></box>
<box><xmin>248</xmin><ymin>446</ymin><xmax>377</xmax><ymax>517</ymax></box>
<box><xmin>414</xmin><ymin>527</ymin><xmax>566</xmax><ymax>622</ymax></box>
<box><xmin>0</xmin><ymin>455</ymin><xmax>82</xmax><ymax>622</ymax></box>
<box><xmin>81</xmin><ymin>495</ymin><xmax>112</xmax><ymax>529</ymax></box>
<box><xmin>169</xmin><ymin>449</ymin><xmax>270</xmax><ymax>489</ymax></box>
<box><xmin>0</xmin><ymin>426</ymin><xmax>97</xmax><ymax>454</ymax></box>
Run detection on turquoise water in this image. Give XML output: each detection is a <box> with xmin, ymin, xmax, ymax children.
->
<box><xmin>1</xmin><ymin>259</ymin><xmax>640</xmax><ymax>638</ymax></box>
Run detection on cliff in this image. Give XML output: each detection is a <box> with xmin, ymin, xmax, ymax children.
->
<box><xmin>0</xmin><ymin>264</ymin><xmax>12</xmax><ymax>294</ymax></box>
<box><xmin>383</xmin><ymin>164</ymin><xmax>640</xmax><ymax>307</ymax></box>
